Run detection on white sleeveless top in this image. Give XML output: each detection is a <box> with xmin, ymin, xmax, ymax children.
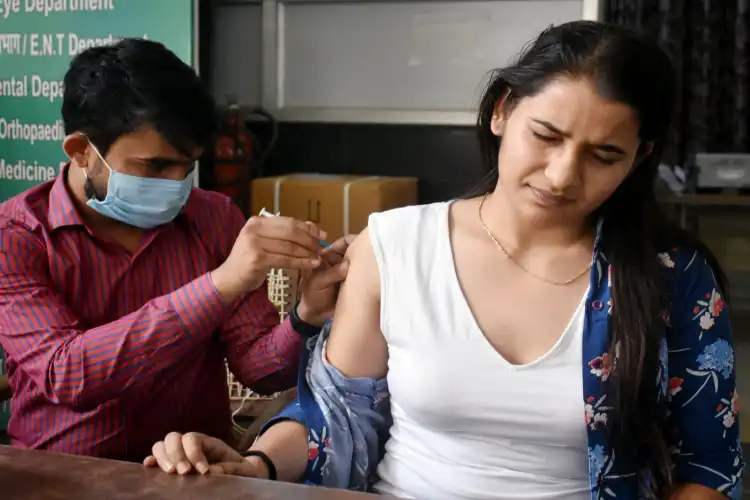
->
<box><xmin>369</xmin><ymin>202</ymin><xmax>590</xmax><ymax>500</ymax></box>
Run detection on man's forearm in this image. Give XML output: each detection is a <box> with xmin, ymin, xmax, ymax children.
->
<box><xmin>243</xmin><ymin>318</ymin><xmax>303</xmax><ymax>395</ymax></box>
<box><xmin>247</xmin><ymin>420</ymin><xmax>309</xmax><ymax>482</ymax></box>
<box><xmin>222</xmin><ymin>285</ymin><xmax>304</xmax><ymax>395</ymax></box>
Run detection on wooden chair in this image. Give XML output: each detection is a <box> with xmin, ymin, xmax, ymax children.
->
<box><xmin>0</xmin><ymin>375</ymin><xmax>10</xmax><ymax>404</ymax></box>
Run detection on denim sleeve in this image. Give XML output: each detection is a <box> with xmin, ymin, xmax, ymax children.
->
<box><xmin>259</xmin><ymin>323</ymin><xmax>392</xmax><ymax>490</ymax></box>
<box><xmin>666</xmin><ymin>249</ymin><xmax>744</xmax><ymax>497</ymax></box>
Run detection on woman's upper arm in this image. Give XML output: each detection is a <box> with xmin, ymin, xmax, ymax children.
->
<box><xmin>324</xmin><ymin>227</ymin><xmax>388</xmax><ymax>379</ymax></box>
<box><xmin>666</xmin><ymin>249</ymin><xmax>743</xmax><ymax>495</ymax></box>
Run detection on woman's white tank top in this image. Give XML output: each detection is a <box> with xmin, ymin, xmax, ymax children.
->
<box><xmin>369</xmin><ymin>202</ymin><xmax>590</xmax><ymax>500</ymax></box>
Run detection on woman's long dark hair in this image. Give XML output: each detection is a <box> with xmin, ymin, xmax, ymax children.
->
<box><xmin>474</xmin><ymin>21</ymin><xmax>728</xmax><ymax>497</ymax></box>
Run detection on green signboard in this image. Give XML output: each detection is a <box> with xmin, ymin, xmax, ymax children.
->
<box><xmin>0</xmin><ymin>0</ymin><xmax>198</xmax><ymax>431</ymax></box>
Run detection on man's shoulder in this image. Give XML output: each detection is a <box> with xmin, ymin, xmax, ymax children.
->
<box><xmin>0</xmin><ymin>179</ymin><xmax>56</xmax><ymax>234</ymax></box>
<box><xmin>184</xmin><ymin>186</ymin><xmax>234</xmax><ymax>207</ymax></box>
<box><xmin>181</xmin><ymin>188</ymin><xmax>245</xmax><ymax>258</ymax></box>
<box><xmin>182</xmin><ymin>187</ymin><xmax>243</xmax><ymax>228</ymax></box>
<box><xmin>183</xmin><ymin>187</ymin><xmax>235</xmax><ymax>212</ymax></box>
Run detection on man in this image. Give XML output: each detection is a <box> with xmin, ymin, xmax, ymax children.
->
<box><xmin>0</xmin><ymin>38</ymin><xmax>350</xmax><ymax>462</ymax></box>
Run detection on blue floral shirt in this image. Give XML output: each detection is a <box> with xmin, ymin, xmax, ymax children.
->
<box><xmin>263</xmin><ymin>246</ymin><xmax>744</xmax><ymax>499</ymax></box>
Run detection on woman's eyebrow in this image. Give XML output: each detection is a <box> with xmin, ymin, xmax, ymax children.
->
<box><xmin>530</xmin><ymin>118</ymin><xmax>627</xmax><ymax>155</ymax></box>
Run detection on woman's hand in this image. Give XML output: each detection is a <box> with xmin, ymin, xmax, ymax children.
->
<box><xmin>143</xmin><ymin>432</ymin><xmax>268</xmax><ymax>477</ymax></box>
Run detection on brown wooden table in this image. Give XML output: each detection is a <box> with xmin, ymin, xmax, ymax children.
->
<box><xmin>0</xmin><ymin>445</ymin><xmax>389</xmax><ymax>499</ymax></box>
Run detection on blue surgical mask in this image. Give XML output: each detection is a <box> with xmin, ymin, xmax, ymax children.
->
<box><xmin>85</xmin><ymin>144</ymin><xmax>194</xmax><ymax>229</ymax></box>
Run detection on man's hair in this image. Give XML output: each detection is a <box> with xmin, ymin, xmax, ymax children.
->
<box><xmin>62</xmin><ymin>38</ymin><xmax>217</xmax><ymax>156</ymax></box>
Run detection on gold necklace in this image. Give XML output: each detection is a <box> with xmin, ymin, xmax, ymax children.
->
<box><xmin>477</xmin><ymin>193</ymin><xmax>592</xmax><ymax>286</ymax></box>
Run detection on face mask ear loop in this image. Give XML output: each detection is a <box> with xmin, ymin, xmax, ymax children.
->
<box><xmin>87</xmin><ymin>140</ymin><xmax>114</xmax><ymax>174</ymax></box>
<box><xmin>83</xmin><ymin>138</ymin><xmax>112</xmax><ymax>202</ymax></box>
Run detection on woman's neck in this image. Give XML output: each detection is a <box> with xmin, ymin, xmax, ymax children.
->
<box><xmin>479</xmin><ymin>189</ymin><xmax>594</xmax><ymax>252</ymax></box>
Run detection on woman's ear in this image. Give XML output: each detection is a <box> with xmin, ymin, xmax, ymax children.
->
<box><xmin>642</xmin><ymin>142</ymin><xmax>654</xmax><ymax>159</ymax></box>
<box><xmin>490</xmin><ymin>89</ymin><xmax>512</xmax><ymax>138</ymax></box>
<box><xmin>634</xmin><ymin>141</ymin><xmax>655</xmax><ymax>166</ymax></box>
<box><xmin>625</xmin><ymin>142</ymin><xmax>655</xmax><ymax>177</ymax></box>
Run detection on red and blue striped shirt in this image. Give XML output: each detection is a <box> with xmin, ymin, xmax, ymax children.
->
<box><xmin>0</xmin><ymin>167</ymin><xmax>303</xmax><ymax>461</ymax></box>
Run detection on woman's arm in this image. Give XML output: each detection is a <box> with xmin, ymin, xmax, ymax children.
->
<box><xmin>323</xmin><ymin>228</ymin><xmax>388</xmax><ymax>378</ymax></box>
<box><xmin>666</xmin><ymin>249</ymin><xmax>743</xmax><ymax>498</ymax></box>
<box><xmin>243</xmin><ymin>228</ymin><xmax>389</xmax><ymax>482</ymax></box>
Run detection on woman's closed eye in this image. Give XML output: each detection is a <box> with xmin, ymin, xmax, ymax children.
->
<box><xmin>532</xmin><ymin>130</ymin><xmax>620</xmax><ymax>165</ymax></box>
<box><xmin>593</xmin><ymin>154</ymin><xmax>617</xmax><ymax>166</ymax></box>
<box><xmin>531</xmin><ymin>130</ymin><xmax>559</xmax><ymax>143</ymax></box>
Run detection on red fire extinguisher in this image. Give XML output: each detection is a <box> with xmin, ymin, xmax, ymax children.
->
<box><xmin>212</xmin><ymin>104</ymin><xmax>278</xmax><ymax>215</ymax></box>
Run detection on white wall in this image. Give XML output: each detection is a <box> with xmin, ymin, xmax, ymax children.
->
<box><xmin>211</xmin><ymin>2</ymin><xmax>263</xmax><ymax>106</ymax></box>
<box><xmin>211</xmin><ymin>0</ymin><xmax>600</xmax><ymax>125</ymax></box>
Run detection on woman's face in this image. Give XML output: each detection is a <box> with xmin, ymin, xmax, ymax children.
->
<box><xmin>491</xmin><ymin>77</ymin><xmax>647</xmax><ymax>224</ymax></box>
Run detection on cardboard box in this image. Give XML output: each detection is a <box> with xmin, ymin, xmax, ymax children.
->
<box><xmin>251</xmin><ymin>174</ymin><xmax>418</xmax><ymax>242</ymax></box>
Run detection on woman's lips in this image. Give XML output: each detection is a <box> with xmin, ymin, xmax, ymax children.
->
<box><xmin>529</xmin><ymin>186</ymin><xmax>573</xmax><ymax>207</ymax></box>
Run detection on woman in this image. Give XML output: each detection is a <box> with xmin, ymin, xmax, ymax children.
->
<box><xmin>146</xmin><ymin>21</ymin><xmax>743</xmax><ymax>499</ymax></box>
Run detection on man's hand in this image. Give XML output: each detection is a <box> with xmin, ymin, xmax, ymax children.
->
<box><xmin>297</xmin><ymin>234</ymin><xmax>357</xmax><ymax>326</ymax></box>
<box><xmin>143</xmin><ymin>432</ymin><xmax>269</xmax><ymax>478</ymax></box>
<box><xmin>211</xmin><ymin>216</ymin><xmax>326</xmax><ymax>304</ymax></box>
